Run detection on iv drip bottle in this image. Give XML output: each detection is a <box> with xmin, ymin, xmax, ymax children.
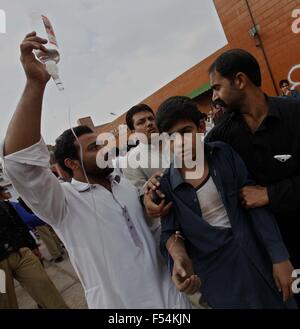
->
<box><xmin>30</xmin><ymin>13</ymin><xmax>64</xmax><ymax>91</ymax></box>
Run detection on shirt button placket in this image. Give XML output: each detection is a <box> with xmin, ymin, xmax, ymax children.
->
<box><xmin>123</xmin><ymin>206</ymin><xmax>143</xmax><ymax>249</ymax></box>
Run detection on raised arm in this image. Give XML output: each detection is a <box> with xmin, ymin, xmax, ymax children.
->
<box><xmin>1</xmin><ymin>32</ymin><xmax>66</xmax><ymax>227</ymax></box>
<box><xmin>4</xmin><ymin>31</ymin><xmax>50</xmax><ymax>156</ymax></box>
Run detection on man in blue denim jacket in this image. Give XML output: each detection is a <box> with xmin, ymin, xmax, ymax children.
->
<box><xmin>144</xmin><ymin>96</ymin><xmax>297</xmax><ymax>309</ymax></box>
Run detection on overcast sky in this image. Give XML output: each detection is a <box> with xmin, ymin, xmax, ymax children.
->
<box><xmin>0</xmin><ymin>0</ymin><xmax>227</xmax><ymax>144</ymax></box>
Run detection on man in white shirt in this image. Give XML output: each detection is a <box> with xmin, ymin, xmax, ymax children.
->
<box><xmin>1</xmin><ymin>32</ymin><xmax>192</xmax><ymax>309</ymax></box>
<box><xmin>123</xmin><ymin>104</ymin><xmax>172</xmax><ymax>238</ymax></box>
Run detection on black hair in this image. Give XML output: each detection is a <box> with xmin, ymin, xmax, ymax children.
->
<box><xmin>279</xmin><ymin>79</ymin><xmax>289</xmax><ymax>88</ymax></box>
<box><xmin>126</xmin><ymin>104</ymin><xmax>154</xmax><ymax>130</ymax></box>
<box><xmin>54</xmin><ymin>125</ymin><xmax>93</xmax><ymax>177</ymax></box>
<box><xmin>156</xmin><ymin>96</ymin><xmax>206</xmax><ymax>133</ymax></box>
<box><xmin>209</xmin><ymin>49</ymin><xmax>262</xmax><ymax>87</ymax></box>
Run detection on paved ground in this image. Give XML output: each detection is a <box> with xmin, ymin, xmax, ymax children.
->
<box><xmin>15</xmin><ymin>241</ymin><xmax>88</xmax><ymax>309</ymax></box>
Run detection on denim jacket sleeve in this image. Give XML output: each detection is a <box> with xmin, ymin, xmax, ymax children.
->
<box><xmin>159</xmin><ymin>176</ymin><xmax>183</xmax><ymax>274</ymax></box>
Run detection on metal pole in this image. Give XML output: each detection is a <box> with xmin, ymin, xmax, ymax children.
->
<box><xmin>245</xmin><ymin>0</ymin><xmax>279</xmax><ymax>95</ymax></box>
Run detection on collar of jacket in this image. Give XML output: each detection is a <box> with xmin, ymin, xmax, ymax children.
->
<box><xmin>169</xmin><ymin>142</ymin><xmax>222</xmax><ymax>191</ymax></box>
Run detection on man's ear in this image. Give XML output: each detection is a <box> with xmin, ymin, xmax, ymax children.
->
<box><xmin>64</xmin><ymin>158</ymin><xmax>79</xmax><ymax>172</ymax></box>
<box><xmin>198</xmin><ymin>120</ymin><xmax>206</xmax><ymax>134</ymax></box>
<box><xmin>235</xmin><ymin>72</ymin><xmax>247</xmax><ymax>90</ymax></box>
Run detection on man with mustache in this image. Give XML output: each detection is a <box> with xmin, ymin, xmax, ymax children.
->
<box><xmin>0</xmin><ymin>32</ymin><xmax>190</xmax><ymax>309</ymax></box>
<box><xmin>206</xmin><ymin>49</ymin><xmax>300</xmax><ymax>305</ymax></box>
<box><xmin>144</xmin><ymin>96</ymin><xmax>297</xmax><ymax>309</ymax></box>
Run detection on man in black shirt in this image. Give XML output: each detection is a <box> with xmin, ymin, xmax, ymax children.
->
<box><xmin>206</xmin><ymin>49</ymin><xmax>300</xmax><ymax>304</ymax></box>
<box><xmin>0</xmin><ymin>186</ymin><xmax>68</xmax><ymax>308</ymax></box>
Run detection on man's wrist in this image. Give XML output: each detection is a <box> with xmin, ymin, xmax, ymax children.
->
<box><xmin>172</xmin><ymin>252</ymin><xmax>189</xmax><ymax>261</ymax></box>
<box><xmin>263</xmin><ymin>186</ymin><xmax>269</xmax><ymax>205</ymax></box>
<box><xmin>26</xmin><ymin>78</ymin><xmax>47</xmax><ymax>90</ymax></box>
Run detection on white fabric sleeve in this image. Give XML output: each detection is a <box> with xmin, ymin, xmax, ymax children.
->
<box><xmin>1</xmin><ymin>138</ymin><xmax>67</xmax><ymax>227</ymax></box>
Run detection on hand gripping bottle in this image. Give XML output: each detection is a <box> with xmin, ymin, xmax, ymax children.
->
<box><xmin>30</xmin><ymin>13</ymin><xmax>64</xmax><ymax>91</ymax></box>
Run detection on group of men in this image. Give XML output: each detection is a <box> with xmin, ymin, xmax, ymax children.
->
<box><xmin>0</xmin><ymin>32</ymin><xmax>299</xmax><ymax>308</ymax></box>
